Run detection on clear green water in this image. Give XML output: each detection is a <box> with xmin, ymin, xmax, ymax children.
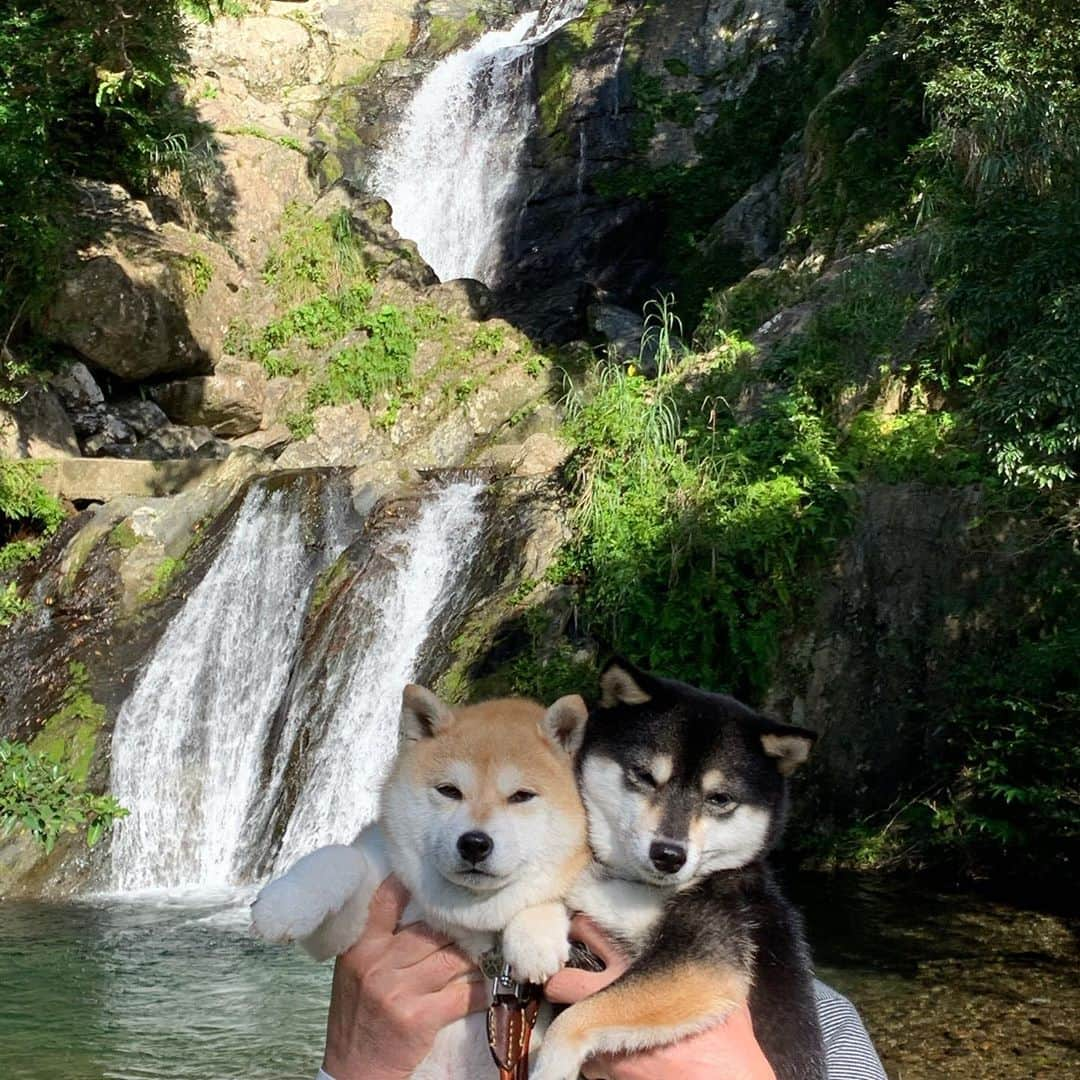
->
<box><xmin>1</xmin><ymin>877</ymin><xmax>1076</xmax><ymax>1080</ymax></box>
<box><xmin>0</xmin><ymin>896</ymin><xmax>329</xmax><ymax>1080</ymax></box>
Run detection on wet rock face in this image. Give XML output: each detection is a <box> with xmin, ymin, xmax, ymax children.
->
<box><xmin>482</xmin><ymin>0</ymin><xmax>816</xmax><ymax>338</ymax></box>
<box><xmin>765</xmin><ymin>483</ymin><xmax>993</xmax><ymax>823</ymax></box>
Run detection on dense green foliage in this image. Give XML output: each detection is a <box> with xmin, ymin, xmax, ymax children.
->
<box><xmin>0</xmin><ymin>459</ymin><xmax>66</xmax><ymax>625</ymax></box>
<box><xmin>562</xmin><ymin>0</ymin><xmax>1080</xmax><ymax>878</ymax></box>
<box><xmin>562</xmin><ymin>302</ymin><xmax>848</xmax><ymax>700</ymax></box>
<box><xmin>0</xmin><ymin>738</ymin><xmax>126</xmax><ymax>853</ymax></box>
<box><xmin>899</xmin><ymin>0</ymin><xmax>1080</xmax><ymax>488</ymax></box>
<box><xmin>0</xmin><ymin>1</ymin><xmax>206</xmax><ymax>340</ymax></box>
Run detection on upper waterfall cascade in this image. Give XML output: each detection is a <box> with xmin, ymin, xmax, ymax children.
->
<box><xmin>106</xmin><ymin>479</ymin><xmax>485</xmax><ymax>894</ymax></box>
<box><xmin>371</xmin><ymin>0</ymin><xmax>587</xmax><ymax>285</ymax></box>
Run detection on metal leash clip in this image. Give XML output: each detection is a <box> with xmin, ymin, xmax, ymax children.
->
<box><xmin>487</xmin><ymin>962</ymin><xmax>542</xmax><ymax>1080</ymax></box>
<box><xmin>491</xmin><ymin>962</ymin><xmax>526</xmax><ymax>1003</ymax></box>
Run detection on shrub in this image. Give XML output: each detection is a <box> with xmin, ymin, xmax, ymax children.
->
<box><xmin>262</xmin><ymin>206</ymin><xmax>369</xmax><ymax>306</ymax></box>
<box><xmin>898</xmin><ymin>0</ymin><xmax>1080</xmax><ymax>487</ymax></box>
<box><xmin>563</xmin><ymin>304</ymin><xmax>846</xmax><ymax>699</ymax></box>
<box><xmin>0</xmin><ymin>739</ymin><xmax>127</xmax><ymax>853</ymax></box>
<box><xmin>307</xmin><ymin>305</ymin><xmax>416</xmax><ymax>410</ymax></box>
<box><xmin>0</xmin><ymin>459</ymin><xmax>66</xmax><ymax>623</ymax></box>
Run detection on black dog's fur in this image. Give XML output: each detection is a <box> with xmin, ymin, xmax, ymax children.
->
<box><xmin>568</xmin><ymin>660</ymin><xmax>826</xmax><ymax>1080</ymax></box>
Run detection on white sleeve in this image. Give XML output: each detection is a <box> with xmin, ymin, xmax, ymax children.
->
<box><xmin>315</xmin><ymin>1069</ymin><xmax>336</xmax><ymax>1080</ymax></box>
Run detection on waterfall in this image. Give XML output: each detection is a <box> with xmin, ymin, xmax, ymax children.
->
<box><xmin>371</xmin><ymin>1</ymin><xmax>586</xmax><ymax>285</ymax></box>
<box><xmin>106</xmin><ymin>477</ymin><xmax>486</xmax><ymax>894</ymax></box>
<box><xmin>108</xmin><ymin>480</ymin><xmax>351</xmax><ymax>893</ymax></box>
<box><xmin>271</xmin><ymin>481</ymin><xmax>485</xmax><ymax>870</ymax></box>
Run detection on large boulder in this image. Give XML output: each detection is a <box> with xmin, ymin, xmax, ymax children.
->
<box><xmin>39</xmin><ymin>183</ymin><xmax>247</xmax><ymax>381</ymax></box>
<box><xmin>0</xmin><ymin>381</ymin><xmax>80</xmax><ymax>460</ymax></box>
<box><xmin>151</xmin><ymin>359</ymin><xmax>267</xmax><ymax>437</ymax></box>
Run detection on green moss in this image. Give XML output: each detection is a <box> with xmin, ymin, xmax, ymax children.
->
<box><xmin>109</xmin><ymin>521</ymin><xmax>141</xmax><ymax>551</ymax></box>
<box><xmin>537</xmin><ymin>0</ymin><xmax>613</xmax><ymax>145</ymax></box>
<box><xmin>427</xmin><ymin>13</ymin><xmax>483</xmax><ymax>56</ymax></box>
<box><xmin>220</xmin><ymin>125</ymin><xmax>308</xmax><ymax>154</ymax></box>
<box><xmin>320</xmin><ymin>151</ymin><xmax>344</xmax><ymax>186</ymax></box>
<box><xmin>138</xmin><ymin>556</ymin><xmax>184</xmax><ymax>604</ymax></box>
<box><xmin>310</xmin><ymin>556</ymin><xmax>349</xmax><ymax>612</ymax></box>
<box><xmin>30</xmin><ymin>662</ymin><xmax>105</xmax><ymax>785</ymax></box>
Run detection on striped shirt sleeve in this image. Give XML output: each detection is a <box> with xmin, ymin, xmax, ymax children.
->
<box><xmin>814</xmin><ymin>979</ymin><xmax>889</xmax><ymax>1080</ymax></box>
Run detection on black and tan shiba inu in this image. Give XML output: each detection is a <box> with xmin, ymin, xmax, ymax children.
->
<box><xmin>253</xmin><ymin>685</ymin><xmax>590</xmax><ymax>1079</ymax></box>
<box><xmin>533</xmin><ymin>659</ymin><xmax>826</xmax><ymax>1080</ymax></box>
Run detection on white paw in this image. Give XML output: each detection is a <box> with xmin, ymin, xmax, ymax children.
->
<box><xmin>530</xmin><ymin>1041</ymin><xmax>583</xmax><ymax>1080</ymax></box>
<box><xmin>251</xmin><ymin>874</ymin><xmax>332</xmax><ymax>943</ymax></box>
<box><xmin>502</xmin><ymin>908</ymin><xmax>571</xmax><ymax>985</ymax></box>
<box><xmin>251</xmin><ymin>844</ymin><xmax>368</xmax><ymax>945</ymax></box>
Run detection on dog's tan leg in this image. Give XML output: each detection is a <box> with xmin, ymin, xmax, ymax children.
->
<box><xmin>531</xmin><ymin>963</ymin><xmax>749</xmax><ymax>1080</ymax></box>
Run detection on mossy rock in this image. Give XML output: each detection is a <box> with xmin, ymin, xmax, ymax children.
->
<box><xmin>29</xmin><ymin>662</ymin><xmax>106</xmax><ymax>786</ymax></box>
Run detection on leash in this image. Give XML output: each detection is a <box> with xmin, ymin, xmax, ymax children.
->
<box><xmin>487</xmin><ymin>963</ymin><xmax>542</xmax><ymax>1080</ymax></box>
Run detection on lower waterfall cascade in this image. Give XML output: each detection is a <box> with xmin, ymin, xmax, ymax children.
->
<box><xmin>371</xmin><ymin>0</ymin><xmax>586</xmax><ymax>284</ymax></box>
<box><xmin>270</xmin><ymin>480</ymin><xmax>485</xmax><ymax>871</ymax></box>
<box><xmin>106</xmin><ymin>479</ymin><xmax>485</xmax><ymax>894</ymax></box>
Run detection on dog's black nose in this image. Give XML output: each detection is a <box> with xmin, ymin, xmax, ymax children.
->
<box><xmin>649</xmin><ymin>840</ymin><xmax>687</xmax><ymax>874</ymax></box>
<box><xmin>457</xmin><ymin>830</ymin><xmax>494</xmax><ymax>864</ymax></box>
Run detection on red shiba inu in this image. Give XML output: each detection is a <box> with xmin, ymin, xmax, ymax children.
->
<box><xmin>252</xmin><ymin>684</ymin><xmax>589</xmax><ymax>1078</ymax></box>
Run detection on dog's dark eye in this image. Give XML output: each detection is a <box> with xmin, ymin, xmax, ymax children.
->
<box><xmin>629</xmin><ymin>767</ymin><xmax>658</xmax><ymax>789</ymax></box>
<box><xmin>707</xmin><ymin>792</ymin><xmax>737</xmax><ymax>812</ymax></box>
<box><xmin>508</xmin><ymin>790</ymin><xmax>537</xmax><ymax>804</ymax></box>
<box><xmin>435</xmin><ymin>784</ymin><xmax>463</xmax><ymax>800</ymax></box>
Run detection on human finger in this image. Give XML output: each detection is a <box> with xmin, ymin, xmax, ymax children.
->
<box><xmin>404</xmin><ymin>941</ymin><xmax>481</xmax><ymax>993</ymax></box>
<box><xmin>363</xmin><ymin>874</ymin><xmax>411</xmax><ymax>939</ymax></box>
<box><xmin>430</xmin><ymin>971</ymin><xmax>490</xmax><ymax>1026</ymax></box>
<box><xmin>566</xmin><ymin>915</ymin><xmax>625</xmax><ymax>967</ymax></box>
<box><xmin>385</xmin><ymin>920</ymin><xmax>457</xmax><ymax>970</ymax></box>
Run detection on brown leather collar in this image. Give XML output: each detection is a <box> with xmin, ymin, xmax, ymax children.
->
<box><xmin>487</xmin><ymin>965</ymin><xmax>542</xmax><ymax>1080</ymax></box>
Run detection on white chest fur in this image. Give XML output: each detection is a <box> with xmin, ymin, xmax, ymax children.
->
<box><xmin>569</xmin><ymin>866</ymin><xmax>671</xmax><ymax>952</ymax></box>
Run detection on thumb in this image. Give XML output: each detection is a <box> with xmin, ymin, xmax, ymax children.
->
<box><xmin>545</xmin><ymin>965</ymin><xmax>621</xmax><ymax>1004</ymax></box>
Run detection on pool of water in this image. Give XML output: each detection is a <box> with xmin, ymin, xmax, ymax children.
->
<box><xmin>1</xmin><ymin>876</ymin><xmax>1076</xmax><ymax>1080</ymax></box>
<box><xmin>0</xmin><ymin>894</ymin><xmax>329</xmax><ymax>1080</ymax></box>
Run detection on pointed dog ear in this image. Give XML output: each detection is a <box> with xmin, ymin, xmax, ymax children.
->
<box><xmin>400</xmin><ymin>684</ymin><xmax>454</xmax><ymax>742</ymax></box>
<box><xmin>760</xmin><ymin>724</ymin><xmax>817</xmax><ymax>776</ymax></box>
<box><xmin>599</xmin><ymin>658</ymin><xmax>653</xmax><ymax>708</ymax></box>
<box><xmin>540</xmin><ymin>695</ymin><xmax>588</xmax><ymax>756</ymax></box>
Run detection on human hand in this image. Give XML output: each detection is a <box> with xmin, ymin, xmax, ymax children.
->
<box><xmin>545</xmin><ymin>915</ymin><xmax>776</xmax><ymax>1080</ymax></box>
<box><xmin>321</xmin><ymin>875</ymin><xmax>488</xmax><ymax>1080</ymax></box>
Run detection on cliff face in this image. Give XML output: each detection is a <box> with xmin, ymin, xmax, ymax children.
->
<box><xmin>3</xmin><ymin>0</ymin><xmax>1075</xmax><ymax>889</ymax></box>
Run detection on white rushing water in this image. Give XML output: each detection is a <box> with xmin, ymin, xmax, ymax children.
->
<box><xmin>108</xmin><ymin>482</ymin><xmax>350</xmax><ymax>892</ymax></box>
<box><xmin>371</xmin><ymin>1</ymin><xmax>586</xmax><ymax>284</ymax></box>
<box><xmin>107</xmin><ymin>478</ymin><xmax>485</xmax><ymax>893</ymax></box>
<box><xmin>272</xmin><ymin>481</ymin><xmax>485</xmax><ymax>869</ymax></box>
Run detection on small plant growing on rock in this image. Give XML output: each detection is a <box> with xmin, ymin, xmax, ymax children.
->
<box><xmin>0</xmin><ymin>738</ymin><xmax>127</xmax><ymax>853</ymax></box>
